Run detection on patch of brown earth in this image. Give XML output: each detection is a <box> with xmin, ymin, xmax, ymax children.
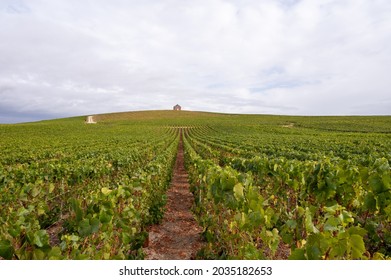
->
<box><xmin>144</xmin><ymin>132</ymin><xmax>204</xmax><ymax>260</ymax></box>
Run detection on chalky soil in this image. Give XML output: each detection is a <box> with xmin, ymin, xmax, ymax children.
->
<box><xmin>144</xmin><ymin>134</ymin><xmax>204</xmax><ymax>260</ymax></box>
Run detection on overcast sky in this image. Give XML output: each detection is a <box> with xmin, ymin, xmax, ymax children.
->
<box><xmin>0</xmin><ymin>0</ymin><xmax>390</xmax><ymax>123</ymax></box>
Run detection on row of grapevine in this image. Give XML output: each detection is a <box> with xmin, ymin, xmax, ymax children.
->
<box><xmin>0</xmin><ymin>123</ymin><xmax>179</xmax><ymax>259</ymax></box>
<box><xmin>184</xmin><ymin>125</ymin><xmax>391</xmax><ymax>259</ymax></box>
<box><xmin>1</xmin><ymin>112</ymin><xmax>390</xmax><ymax>260</ymax></box>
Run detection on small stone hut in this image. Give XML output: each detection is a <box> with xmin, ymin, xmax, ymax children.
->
<box><xmin>173</xmin><ymin>104</ymin><xmax>181</xmax><ymax>111</ymax></box>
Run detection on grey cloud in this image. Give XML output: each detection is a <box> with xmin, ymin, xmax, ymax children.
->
<box><xmin>0</xmin><ymin>0</ymin><xmax>390</xmax><ymax>123</ymax></box>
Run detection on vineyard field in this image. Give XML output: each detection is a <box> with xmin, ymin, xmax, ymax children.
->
<box><xmin>0</xmin><ymin>110</ymin><xmax>390</xmax><ymax>260</ymax></box>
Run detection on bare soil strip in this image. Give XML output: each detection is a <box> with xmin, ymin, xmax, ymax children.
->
<box><xmin>144</xmin><ymin>132</ymin><xmax>204</xmax><ymax>260</ymax></box>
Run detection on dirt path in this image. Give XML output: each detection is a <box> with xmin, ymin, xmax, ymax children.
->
<box><xmin>144</xmin><ymin>131</ymin><xmax>204</xmax><ymax>260</ymax></box>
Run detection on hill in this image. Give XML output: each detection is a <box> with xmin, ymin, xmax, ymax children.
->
<box><xmin>92</xmin><ymin>110</ymin><xmax>391</xmax><ymax>133</ymax></box>
<box><xmin>0</xmin><ymin>110</ymin><xmax>390</xmax><ymax>260</ymax></box>
<box><xmin>1</xmin><ymin>110</ymin><xmax>390</xmax><ymax>133</ymax></box>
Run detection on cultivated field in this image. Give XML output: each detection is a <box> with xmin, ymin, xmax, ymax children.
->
<box><xmin>0</xmin><ymin>111</ymin><xmax>390</xmax><ymax>259</ymax></box>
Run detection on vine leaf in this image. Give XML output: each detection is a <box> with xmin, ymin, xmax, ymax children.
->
<box><xmin>233</xmin><ymin>183</ymin><xmax>244</xmax><ymax>200</ymax></box>
<box><xmin>0</xmin><ymin>240</ymin><xmax>14</xmax><ymax>259</ymax></box>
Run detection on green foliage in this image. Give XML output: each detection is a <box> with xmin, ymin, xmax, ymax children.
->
<box><xmin>0</xmin><ymin>115</ymin><xmax>179</xmax><ymax>259</ymax></box>
<box><xmin>0</xmin><ymin>240</ymin><xmax>14</xmax><ymax>259</ymax></box>
<box><xmin>1</xmin><ymin>111</ymin><xmax>390</xmax><ymax>259</ymax></box>
<box><xmin>182</xmin><ymin>113</ymin><xmax>391</xmax><ymax>259</ymax></box>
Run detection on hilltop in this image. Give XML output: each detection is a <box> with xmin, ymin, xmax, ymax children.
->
<box><xmin>1</xmin><ymin>110</ymin><xmax>390</xmax><ymax>134</ymax></box>
<box><xmin>90</xmin><ymin>110</ymin><xmax>390</xmax><ymax>133</ymax></box>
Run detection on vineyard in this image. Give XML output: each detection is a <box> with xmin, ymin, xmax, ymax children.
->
<box><xmin>0</xmin><ymin>111</ymin><xmax>390</xmax><ymax>260</ymax></box>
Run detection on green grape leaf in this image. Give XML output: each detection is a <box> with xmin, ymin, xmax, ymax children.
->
<box><xmin>48</xmin><ymin>183</ymin><xmax>55</xmax><ymax>194</ymax></box>
<box><xmin>101</xmin><ymin>187</ymin><xmax>112</xmax><ymax>195</ymax></box>
<box><xmin>369</xmin><ymin>175</ymin><xmax>384</xmax><ymax>193</ymax></box>
<box><xmin>269</xmin><ymin>228</ymin><xmax>280</xmax><ymax>255</ymax></box>
<box><xmin>305</xmin><ymin>207</ymin><xmax>319</xmax><ymax>234</ymax></box>
<box><xmin>384</xmin><ymin>204</ymin><xmax>391</xmax><ymax>219</ymax></box>
<box><xmin>340</xmin><ymin>210</ymin><xmax>354</xmax><ymax>226</ymax></box>
<box><xmin>297</xmin><ymin>206</ymin><xmax>305</xmax><ymax>217</ymax></box>
<box><xmin>221</xmin><ymin>175</ymin><xmax>236</xmax><ymax>191</ymax></box>
<box><xmin>289</xmin><ymin>248</ymin><xmax>306</xmax><ymax>260</ymax></box>
<box><xmin>99</xmin><ymin>211</ymin><xmax>113</xmax><ymax>224</ymax></box>
<box><xmin>17</xmin><ymin>207</ymin><xmax>29</xmax><ymax>217</ymax></box>
<box><xmin>48</xmin><ymin>247</ymin><xmax>62</xmax><ymax>260</ymax></box>
<box><xmin>122</xmin><ymin>232</ymin><xmax>131</xmax><ymax>244</ymax></box>
<box><xmin>372</xmin><ymin>252</ymin><xmax>386</xmax><ymax>260</ymax></box>
<box><xmin>33</xmin><ymin>230</ymin><xmax>49</xmax><ymax>248</ymax></box>
<box><xmin>33</xmin><ymin>249</ymin><xmax>45</xmax><ymax>260</ymax></box>
<box><xmin>305</xmin><ymin>234</ymin><xmax>323</xmax><ymax>260</ymax></box>
<box><xmin>323</xmin><ymin>204</ymin><xmax>340</xmax><ymax>216</ymax></box>
<box><xmin>0</xmin><ymin>240</ymin><xmax>14</xmax><ymax>259</ymax></box>
<box><xmin>329</xmin><ymin>237</ymin><xmax>348</xmax><ymax>259</ymax></box>
<box><xmin>350</xmin><ymin>234</ymin><xmax>366</xmax><ymax>259</ymax></box>
<box><xmin>90</xmin><ymin>218</ymin><xmax>100</xmax><ymax>233</ymax></box>
<box><xmin>286</xmin><ymin>219</ymin><xmax>297</xmax><ymax>229</ymax></box>
<box><xmin>233</xmin><ymin>183</ymin><xmax>244</xmax><ymax>200</ymax></box>
<box><xmin>364</xmin><ymin>192</ymin><xmax>377</xmax><ymax>212</ymax></box>
<box><xmin>347</xmin><ymin>226</ymin><xmax>367</xmax><ymax>236</ymax></box>
<box><xmin>78</xmin><ymin>218</ymin><xmax>93</xmax><ymax>236</ymax></box>
<box><xmin>324</xmin><ymin>216</ymin><xmax>339</xmax><ymax>232</ymax></box>
<box><xmin>8</xmin><ymin>226</ymin><xmax>21</xmax><ymax>238</ymax></box>
<box><xmin>69</xmin><ymin>235</ymin><xmax>79</xmax><ymax>242</ymax></box>
<box><xmin>31</xmin><ymin>186</ymin><xmax>41</xmax><ymax>198</ymax></box>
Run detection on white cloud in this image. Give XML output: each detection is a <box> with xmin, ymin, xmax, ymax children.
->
<box><xmin>0</xmin><ymin>0</ymin><xmax>390</xmax><ymax>122</ymax></box>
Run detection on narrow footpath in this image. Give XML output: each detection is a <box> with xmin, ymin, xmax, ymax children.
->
<box><xmin>144</xmin><ymin>131</ymin><xmax>204</xmax><ymax>259</ymax></box>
